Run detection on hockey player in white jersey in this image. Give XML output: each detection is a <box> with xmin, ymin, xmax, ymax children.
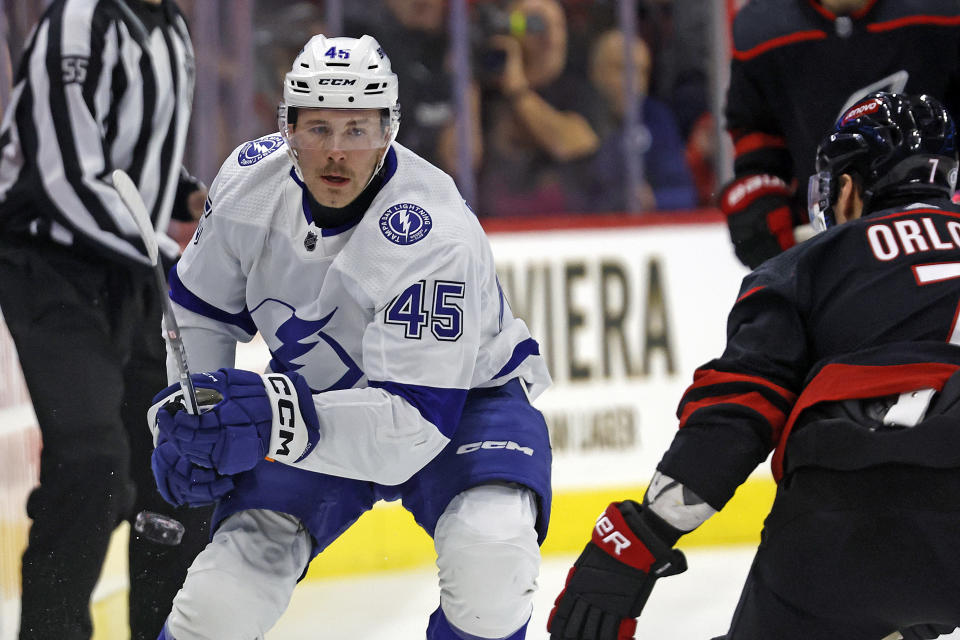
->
<box><xmin>147</xmin><ymin>33</ymin><xmax>553</xmax><ymax>640</ymax></box>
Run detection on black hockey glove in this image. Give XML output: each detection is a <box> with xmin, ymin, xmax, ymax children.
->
<box><xmin>899</xmin><ymin>623</ymin><xmax>957</xmax><ymax>640</ymax></box>
<box><xmin>548</xmin><ymin>500</ymin><xmax>687</xmax><ymax>640</ymax></box>
<box><xmin>172</xmin><ymin>168</ymin><xmax>207</xmax><ymax>222</ymax></box>
<box><xmin>719</xmin><ymin>173</ymin><xmax>797</xmax><ymax>269</ymax></box>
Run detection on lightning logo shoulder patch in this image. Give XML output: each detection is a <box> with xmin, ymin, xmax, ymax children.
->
<box><xmin>238</xmin><ymin>135</ymin><xmax>284</xmax><ymax>166</ymax></box>
<box><xmin>379</xmin><ymin>203</ymin><xmax>432</xmax><ymax>245</ymax></box>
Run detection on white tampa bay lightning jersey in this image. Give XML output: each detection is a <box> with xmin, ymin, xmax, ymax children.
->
<box><xmin>167</xmin><ymin>136</ymin><xmax>551</xmax><ymax>485</ymax></box>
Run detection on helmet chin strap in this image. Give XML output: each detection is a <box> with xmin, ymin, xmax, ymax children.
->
<box><xmin>287</xmin><ymin>146</ymin><xmax>306</xmax><ymax>182</ymax></box>
<box><xmin>366</xmin><ymin>130</ymin><xmax>398</xmax><ymax>188</ymax></box>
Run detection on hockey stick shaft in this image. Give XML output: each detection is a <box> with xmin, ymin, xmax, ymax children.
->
<box><xmin>111</xmin><ymin>169</ymin><xmax>194</xmax><ymax>546</ymax></box>
<box><xmin>112</xmin><ymin>169</ymin><xmax>199</xmax><ymax>415</ymax></box>
<box><xmin>153</xmin><ymin>268</ymin><xmax>199</xmax><ymax>415</ymax></box>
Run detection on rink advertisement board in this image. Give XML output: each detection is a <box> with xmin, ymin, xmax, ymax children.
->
<box><xmin>484</xmin><ymin>211</ymin><xmax>753</xmax><ymax>491</ymax></box>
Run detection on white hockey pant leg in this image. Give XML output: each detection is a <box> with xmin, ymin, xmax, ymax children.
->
<box><xmin>434</xmin><ymin>483</ymin><xmax>540</xmax><ymax>639</ymax></box>
<box><xmin>166</xmin><ymin>509</ymin><xmax>312</xmax><ymax>640</ymax></box>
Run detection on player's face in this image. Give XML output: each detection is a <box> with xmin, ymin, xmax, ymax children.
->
<box><xmin>290</xmin><ymin>109</ymin><xmax>390</xmax><ymax>208</ymax></box>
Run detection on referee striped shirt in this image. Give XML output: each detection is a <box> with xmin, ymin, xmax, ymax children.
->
<box><xmin>0</xmin><ymin>0</ymin><xmax>195</xmax><ymax>266</ymax></box>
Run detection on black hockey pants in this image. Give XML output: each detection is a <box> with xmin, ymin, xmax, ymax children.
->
<box><xmin>717</xmin><ymin>465</ymin><xmax>960</xmax><ymax>640</ymax></box>
<box><xmin>0</xmin><ymin>239</ymin><xmax>212</xmax><ymax>640</ymax></box>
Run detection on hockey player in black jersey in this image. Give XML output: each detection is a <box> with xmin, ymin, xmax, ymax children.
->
<box><xmin>720</xmin><ymin>0</ymin><xmax>960</xmax><ymax>269</ymax></box>
<box><xmin>548</xmin><ymin>93</ymin><xmax>960</xmax><ymax>640</ymax></box>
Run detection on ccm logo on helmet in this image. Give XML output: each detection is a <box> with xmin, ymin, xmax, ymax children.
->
<box><xmin>318</xmin><ymin>78</ymin><xmax>356</xmax><ymax>86</ymax></box>
<box><xmin>456</xmin><ymin>440</ymin><xmax>534</xmax><ymax>456</ymax></box>
<box><xmin>841</xmin><ymin>98</ymin><xmax>882</xmax><ymax>125</ymax></box>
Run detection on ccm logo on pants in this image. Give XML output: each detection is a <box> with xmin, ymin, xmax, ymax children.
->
<box><xmin>456</xmin><ymin>441</ymin><xmax>533</xmax><ymax>456</ymax></box>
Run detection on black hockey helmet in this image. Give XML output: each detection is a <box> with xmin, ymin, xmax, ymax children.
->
<box><xmin>808</xmin><ymin>92</ymin><xmax>958</xmax><ymax>230</ymax></box>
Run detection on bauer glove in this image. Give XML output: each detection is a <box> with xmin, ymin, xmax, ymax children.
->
<box><xmin>719</xmin><ymin>173</ymin><xmax>797</xmax><ymax>269</ymax></box>
<box><xmin>149</xmin><ymin>368</ymin><xmax>320</xmax><ymax>475</ymax></box>
<box><xmin>548</xmin><ymin>500</ymin><xmax>687</xmax><ymax>640</ymax></box>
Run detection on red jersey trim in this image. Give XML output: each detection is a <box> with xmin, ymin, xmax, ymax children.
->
<box><xmin>869</xmin><ymin>208</ymin><xmax>960</xmax><ymax>222</ymax></box>
<box><xmin>770</xmin><ymin>362</ymin><xmax>959</xmax><ymax>480</ymax></box>
<box><xmin>679</xmin><ymin>369</ymin><xmax>797</xmax><ymax>440</ymax></box>
<box><xmin>733</xmin><ymin>30</ymin><xmax>828</xmax><ymax>61</ymax></box>
<box><xmin>868</xmin><ymin>15</ymin><xmax>960</xmax><ymax>33</ymax></box>
<box><xmin>807</xmin><ymin>0</ymin><xmax>878</xmax><ymax>21</ymax></box>
<box><xmin>685</xmin><ymin>368</ymin><xmax>796</xmax><ymax>401</ymax></box>
<box><xmin>733</xmin><ymin>132</ymin><xmax>787</xmax><ymax>158</ymax></box>
<box><xmin>679</xmin><ymin>391</ymin><xmax>790</xmax><ymax>441</ymax></box>
<box><xmin>737</xmin><ymin>285</ymin><xmax>766</xmax><ymax>302</ymax></box>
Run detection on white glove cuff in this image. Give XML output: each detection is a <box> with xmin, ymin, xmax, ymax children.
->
<box><xmin>147</xmin><ymin>389</ymin><xmax>185</xmax><ymax>447</ymax></box>
<box><xmin>260</xmin><ymin>373</ymin><xmax>311</xmax><ymax>463</ymax></box>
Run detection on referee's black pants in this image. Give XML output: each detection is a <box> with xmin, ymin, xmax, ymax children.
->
<box><xmin>718</xmin><ymin>465</ymin><xmax>960</xmax><ymax>640</ymax></box>
<box><xmin>0</xmin><ymin>240</ymin><xmax>212</xmax><ymax>640</ymax></box>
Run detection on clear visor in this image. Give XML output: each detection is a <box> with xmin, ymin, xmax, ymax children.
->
<box><xmin>282</xmin><ymin>109</ymin><xmax>391</xmax><ymax>151</ymax></box>
<box><xmin>807</xmin><ymin>171</ymin><xmax>833</xmax><ymax>233</ymax></box>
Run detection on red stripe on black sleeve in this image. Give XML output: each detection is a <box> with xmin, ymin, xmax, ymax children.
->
<box><xmin>678</xmin><ymin>390</ymin><xmax>791</xmax><ymax>442</ymax></box>
<box><xmin>733</xmin><ymin>132</ymin><xmax>787</xmax><ymax>159</ymax></box>
<box><xmin>733</xmin><ymin>30</ymin><xmax>828</xmax><ymax>61</ymax></box>
<box><xmin>677</xmin><ymin>368</ymin><xmax>798</xmax><ymax>442</ymax></box>
<box><xmin>737</xmin><ymin>286</ymin><xmax>766</xmax><ymax>303</ymax></box>
<box><xmin>685</xmin><ymin>368</ymin><xmax>796</xmax><ymax>401</ymax></box>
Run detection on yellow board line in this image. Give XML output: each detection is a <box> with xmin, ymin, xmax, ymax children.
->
<box><xmin>302</xmin><ymin>476</ymin><xmax>776</xmax><ymax>580</ymax></box>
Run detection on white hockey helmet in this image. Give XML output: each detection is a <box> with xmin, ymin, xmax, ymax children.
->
<box><xmin>279</xmin><ymin>35</ymin><xmax>400</xmax><ymax>180</ymax></box>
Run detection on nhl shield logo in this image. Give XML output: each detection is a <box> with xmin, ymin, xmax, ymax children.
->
<box><xmin>238</xmin><ymin>135</ymin><xmax>284</xmax><ymax>166</ymax></box>
<box><xmin>379</xmin><ymin>203</ymin><xmax>432</xmax><ymax>245</ymax></box>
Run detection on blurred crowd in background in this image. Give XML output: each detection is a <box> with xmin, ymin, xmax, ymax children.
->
<box><xmin>3</xmin><ymin>0</ymin><xmax>728</xmax><ymax>219</ymax></box>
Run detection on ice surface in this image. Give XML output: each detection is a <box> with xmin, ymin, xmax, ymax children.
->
<box><xmin>269</xmin><ymin>547</ymin><xmax>754</xmax><ymax>639</ymax></box>
<box><xmin>269</xmin><ymin>547</ymin><xmax>960</xmax><ymax>639</ymax></box>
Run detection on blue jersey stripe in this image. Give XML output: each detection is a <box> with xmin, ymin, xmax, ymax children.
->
<box><xmin>367</xmin><ymin>380</ymin><xmax>467</xmax><ymax>438</ymax></box>
<box><xmin>168</xmin><ymin>264</ymin><xmax>257</xmax><ymax>335</ymax></box>
<box><xmin>492</xmin><ymin>338</ymin><xmax>540</xmax><ymax>380</ymax></box>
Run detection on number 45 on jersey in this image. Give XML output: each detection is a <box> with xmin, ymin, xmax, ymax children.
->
<box><xmin>385</xmin><ymin>280</ymin><xmax>466</xmax><ymax>341</ymax></box>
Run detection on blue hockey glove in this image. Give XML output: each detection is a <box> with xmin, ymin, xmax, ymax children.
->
<box><xmin>149</xmin><ymin>368</ymin><xmax>320</xmax><ymax>475</ymax></box>
<box><xmin>548</xmin><ymin>501</ymin><xmax>686</xmax><ymax>640</ymax></box>
<box><xmin>151</xmin><ymin>436</ymin><xmax>235</xmax><ymax>507</ymax></box>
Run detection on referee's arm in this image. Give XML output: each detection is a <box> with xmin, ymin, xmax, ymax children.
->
<box><xmin>27</xmin><ymin>3</ymin><xmax>150</xmax><ymax>264</ymax></box>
